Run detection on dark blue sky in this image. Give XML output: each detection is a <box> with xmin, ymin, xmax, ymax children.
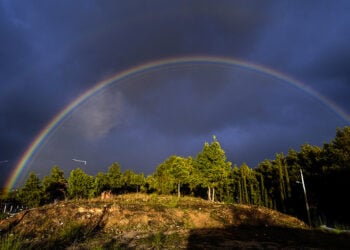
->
<box><xmin>1</xmin><ymin>1</ymin><xmax>350</xmax><ymax>188</ymax></box>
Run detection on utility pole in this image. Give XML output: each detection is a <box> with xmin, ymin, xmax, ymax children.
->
<box><xmin>300</xmin><ymin>169</ymin><xmax>312</xmax><ymax>228</ymax></box>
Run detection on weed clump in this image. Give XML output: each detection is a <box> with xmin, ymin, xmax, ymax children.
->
<box><xmin>0</xmin><ymin>234</ymin><xmax>23</xmax><ymax>250</ymax></box>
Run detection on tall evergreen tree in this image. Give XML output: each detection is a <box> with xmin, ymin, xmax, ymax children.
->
<box><xmin>93</xmin><ymin>172</ymin><xmax>110</xmax><ymax>197</ymax></box>
<box><xmin>240</xmin><ymin>163</ymin><xmax>250</xmax><ymax>204</ymax></box>
<box><xmin>323</xmin><ymin>126</ymin><xmax>350</xmax><ymax>170</ymax></box>
<box><xmin>239</xmin><ymin>163</ymin><xmax>261</xmax><ymax>205</ymax></box>
<box><xmin>122</xmin><ymin>170</ymin><xmax>145</xmax><ymax>193</ymax></box>
<box><xmin>107</xmin><ymin>162</ymin><xmax>123</xmax><ymax>194</ymax></box>
<box><xmin>256</xmin><ymin>160</ymin><xmax>278</xmax><ymax>209</ymax></box>
<box><xmin>195</xmin><ymin>136</ymin><xmax>232</xmax><ymax>201</ymax></box>
<box><xmin>153</xmin><ymin>156</ymin><xmax>177</xmax><ymax>194</ymax></box>
<box><xmin>17</xmin><ymin>172</ymin><xmax>44</xmax><ymax>207</ymax></box>
<box><xmin>42</xmin><ymin>165</ymin><xmax>67</xmax><ymax>203</ymax></box>
<box><xmin>230</xmin><ymin>165</ymin><xmax>242</xmax><ymax>203</ymax></box>
<box><xmin>319</xmin><ymin>127</ymin><xmax>350</xmax><ymax>225</ymax></box>
<box><xmin>67</xmin><ymin>168</ymin><xmax>94</xmax><ymax>199</ymax></box>
<box><xmin>169</xmin><ymin>156</ymin><xmax>191</xmax><ymax>197</ymax></box>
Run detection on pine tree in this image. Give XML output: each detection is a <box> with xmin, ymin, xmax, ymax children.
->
<box><xmin>42</xmin><ymin>165</ymin><xmax>67</xmax><ymax>202</ymax></box>
<box><xmin>67</xmin><ymin>168</ymin><xmax>94</xmax><ymax>199</ymax></box>
<box><xmin>195</xmin><ymin>136</ymin><xmax>232</xmax><ymax>202</ymax></box>
<box><xmin>240</xmin><ymin>163</ymin><xmax>249</xmax><ymax>204</ymax></box>
<box><xmin>107</xmin><ymin>162</ymin><xmax>123</xmax><ymax>194</ymax></box>
<box><xmin>153</xmin><ymin>156</ymin><xmax>176</xmax><ymax>194</ymax></box>
<box><xmin>122</xmin><ymin>170</ymin><xmax>145</xmax><ymax>193</ymax></box>
<box><xmin>169</xmin><ymin>156</ymin><xmax>191</xmax><ymax>197</ymax></box>
<box><xmin>17</xmin><ymin>172</ymin><xmax>44</xmax><ymax>207</ymax></box>
<box><xmin>93</xmin><ymin>172</ymin><xmax>110</xmax><ymax>197</ymax></box>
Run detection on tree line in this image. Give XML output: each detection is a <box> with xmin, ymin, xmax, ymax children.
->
<box><xmin>2</xmin><ymin>127</ymin><xmax>350</xmax><ymax>227</ymax></box>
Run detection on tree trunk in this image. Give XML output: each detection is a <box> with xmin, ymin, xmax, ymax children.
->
<box><xmin>212</xmin><ymin>187</ymin><xmax>215</xmax><ymax>202</ymax></box>
<box><xmin>207</xmin><ymin>186</ymin><xmax>211</xmax><ymax>201</ymax></box>
<box><xmin>178</xmin><ymin>182</ymin><xmax>181</xmax><ymax>198</ymax></box>
<box><xmin>238</xmin><ymin>181</ymin><xmax>242</xmax><ymax>204</ymax></box>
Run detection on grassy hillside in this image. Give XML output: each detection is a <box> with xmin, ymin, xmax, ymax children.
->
<box><xmin>0</xmin><ymin>194</ymin><xmax>349</xmax><ymax>249</ymax></box>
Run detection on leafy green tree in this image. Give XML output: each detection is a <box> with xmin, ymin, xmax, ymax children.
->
<box><xmin>153</xmin><ymin>156</ymin><xmax>176</xmax><ymax>194</ymax></box>
<box><xmin>273</xmin><ymin>153</ymin><xmax>291</xmax><ymax>211</ymax></box>
<box><xmin>107</xmin><ymin>162</ymin><xmax>123</xmax><ymax>194</ymax></box>
<box><xmin>238</xmin><ymin>163</ymin><xmax>261</xmax><ymax>205</ymax></box>
<box><xmin>144</xmin><ymin>175</ymin><xmax>157</xmax><ymax>193</ymax></box>
<box><xmin>323</xmin><ymin>126</ymin><xmax>350</xmax><ymax>170</ymax></box>
<box><xmin>230</xmin><ymin>165</ymin><xmax>242</xmax><ymax>203</ymax></box>
<box><xmin>240</xmin><ymin>163</ymin><xmax>250</xmax><ymax>204</ymax></box>
<box><xmin>134</xmin><ymin>173</ymin><xmax>146</xmax><ymax>192</ymax></box>
<box><xmin>195</xmin><ymin>136</ymin><xmax>232</xmax><ymax>201</ymax></box>
<box><xmin>298</xmin><ymin>144</ymin><xmax>322</xmax><ymax>176</ymax></box>
<box><xmin>168</xmin><ymin>156</ymin><xmax>191</xmax><ymax>197</ymax></box>
<box><xmin>17</xmin><ymin>172</ymin><xmax>44</xmax><ymax>207</ymax></box>
<box><xmin>319</xmin><ymin>127</ymin><xmax>350</xmax><ymax>225</ymax></box>
<box><xmin>42</xmin><ymin>165</ymin><xmax>67</xmax><ymax>203</ymax></box>
<box><xmin>67</xmin><ymin>168</ymin><xmax>94</xmax><ymax>199</ymax></box>
<box><xmin>257</xmin><ymin>171</ymin><xmax>268</xmax><ymax>207</ymax></box>
<box><xmin>152</xmin><ymin>155</ymin><xmax>192</xmax><ymax>196</ymax></box>
<box><xmin>256</xmin><ymin>160</ymin><xmax>278</xmax><ymax>209</ymax></box>
<box><xmin>93</xmin><ymin>172</ymin><xmax>110</xmax><ymax>197</ymax></box>
<box><xmin>122</xmin><ymin>170</ymin><xmax>145</xmax><ymax>193</ymax></box>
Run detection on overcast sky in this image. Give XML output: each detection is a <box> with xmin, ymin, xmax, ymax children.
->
<box><xmin>1</xmin><ymin>1</ymin><xmax>350</xmax><ymax>188</ymax></box>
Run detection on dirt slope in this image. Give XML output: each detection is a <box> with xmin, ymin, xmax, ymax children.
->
<box><xmin>1</xmin><ymin>194</ymin><xmax>349</xmax><ymax>249</ymax></box>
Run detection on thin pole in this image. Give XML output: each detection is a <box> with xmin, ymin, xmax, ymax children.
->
<box><xmin>300</xmin><ymin>169</ymin><xmax>312</xmax><ymax>228</ymax></box>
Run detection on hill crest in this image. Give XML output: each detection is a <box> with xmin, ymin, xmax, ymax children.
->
<box><xmin>1</xmin><ymin>194</ymin><xmax>349</xmax><ymax>249</ymax></box>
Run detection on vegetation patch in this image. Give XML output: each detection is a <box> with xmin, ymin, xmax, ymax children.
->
<box><xmin>1</xmin><ymin>194</ymin><xmax>350</xmax><ymax>248</ymax></box>
<box><xmin>0</xmin><ymin>234</ymin><xmax>23</xmax><ymax>250</ymax></box>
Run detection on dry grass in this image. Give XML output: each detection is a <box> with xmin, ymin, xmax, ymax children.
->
<box><xmin>1</xmin><ymin>193</ymin><xmax>349</xmax><ymax>249</ymax></box>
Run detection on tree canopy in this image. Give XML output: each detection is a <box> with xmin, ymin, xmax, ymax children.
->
<box><xmin>7</xmin><ymin>127</ymin><xmax>350</xmax><ymax>227</ymax></box>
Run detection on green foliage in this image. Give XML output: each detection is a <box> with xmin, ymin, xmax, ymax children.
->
<box><xmin>93</xmin><ymin>172</ymin><xmax>110</xmax><ymax>196</ymax></box>
<box><xmin>166</xmin><ymin>196</ymin><xmax>179</xmax><ymax>208</ymax></box>
<box><xmin>152</xmin><ymin>155</ymin><xmax>193</xmax><ymax>196</ymax></box>
<box><xmin>0</xmin><ymin>234</ymin><xmax>23</xmax><ymax>250</ymax></box>
<box><xmin>142</xmin><ymin>231</ymin><xmax>181</xmax><ymax>250</ymax></box>
<box><xmin>67</xmin><ymin>168</ymin><xmax>94</xmax><ymax>199</ymax></box>
<box><xmin>152</xmin><ymin>156</ymin><xmax>177</xmax><ymax>194</ymax></box>
<box><xmin>91</xmin><ymin>163</ymin><xmax>145</xmax><ymax>196</ymax></box>
<box><xmin>107</xmin><ymin>162</ymin><xmax>123</xmax><ymax>193</ymax></box>
<box><xmin>150</xmin><ymin>232</ymin><xmax>165</xmax><ymax>250</ymax></box>
<box><xmin>169</xmin><ymin>156</ymin><xmax>191</xmax><ymax>197</ymax></box>
<box><xmin>17</xmin><ymin>172</ymin><xmax>44</xmax><ymax>207</ymax></box>
<box><xmin>13</xmin><ymin>126</ymin><xmax>350</xmax><ymax>227</ymax></box>
<box><xmin>122</xmin><ymin>170</ymin><xmax>145</xmax><ymax>193</ymax></box>
<box><xmin>194</xmin><ymin>136</ymin><xmax>232</xmax><ymax>201</ymax></box>
<box><xmin>42</xmin><ymin>165</ymin><xmax>67</xmax><ymax>202</ymax></box>
<box><xmin>59</xmin><ymin>221</ymin><xmax>85</xmax><ymax>243</ymax></box>
<box><xmin>323</xmin><ymin>126</ymin><xmax>350</xmax><ymax>169</ymax></box>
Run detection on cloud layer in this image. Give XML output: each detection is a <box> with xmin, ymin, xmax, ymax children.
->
<box><xmin>1</xmin><ymin>1</ymin><xmax>349</xmax><ymax>187</ymax></box>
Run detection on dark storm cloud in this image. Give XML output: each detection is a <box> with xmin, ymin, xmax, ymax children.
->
<box><xmin>316</xmin><ymin>49</ymin><xmax>350</xmax><ymax>82</ymax></box>
<box><xmin>247</xmin><ymin>1</ymin><xmax>350</xmax><ymax>110</ymax></box>
<box><xmin>22</xmin><ymin>63</ymin><xmax>344</xmax><ymax>183</ymax></box>
<box><xmin>1</xmin><ymin>0</ymin><xmax>350</xmax><ymax>188</ymax></box>
<box><xmin>61</xmin><ymin>0</ymin><xmax>268</xmax><ymax>85</ymax></box>
<box><xmin>309</xmin><ymin>41</ymin><xmax>350</xmax><ymax>97</ymax></box>
<box><xmin>309</xmin><ymin>47</ymin><xmax>350</xmax><ymax>106</ymax></box>
<box><xmin>119</xmin><ymin>65</ymin><xmax>334</xmax><ymax>136</ymax></box>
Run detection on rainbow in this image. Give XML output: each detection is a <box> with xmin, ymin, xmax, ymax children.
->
<box><xmin>5</xmin><ymin>55</ymin><xmax>350</xmax><ymax>192</ymax></box>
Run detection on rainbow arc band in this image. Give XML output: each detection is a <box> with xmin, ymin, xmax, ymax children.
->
<box><xmin>5</xmin><ymin>55</ymin><xmax>350</xmax><ymax>192</ymax></box>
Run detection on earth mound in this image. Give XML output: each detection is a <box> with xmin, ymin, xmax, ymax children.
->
<box><xmin>1</xmin><ymin>194</ymin><xmax>349</xmax><ymax>249</ymax></box>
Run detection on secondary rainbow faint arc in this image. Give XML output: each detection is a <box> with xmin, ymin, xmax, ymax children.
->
<box><xmin>5</xmin><ymin>55</ymin><xmax>350</xmax><ymax>191</ymax></box>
